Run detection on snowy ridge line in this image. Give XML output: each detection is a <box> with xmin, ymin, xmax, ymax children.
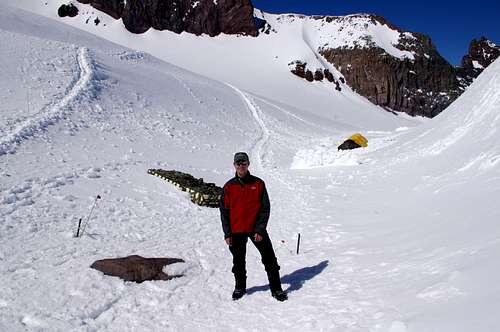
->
<box><xmin>302</xmin><ymin>19</ymin><xmax>330</xmax><ymax>71</ymax></box>
<box><xmin>225</xmin><ymin>83</ymin><xmax>270</xmax><ymax>171</ymax></box>
<box><xmin>0</xmin><ymin>47</ymin><xmax>95</xmax><ymax>156</ymax></box>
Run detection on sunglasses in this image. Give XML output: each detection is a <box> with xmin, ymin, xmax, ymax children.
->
<box><xmin>235</xmin><ymin>161</ymin><xmax>249</xmax><ymax>166</ymax></box>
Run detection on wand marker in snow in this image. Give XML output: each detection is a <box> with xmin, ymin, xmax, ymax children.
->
<box><xmin>75</xmin><ymin>218</ymin><xmax>82</xmax><ymax>237</ymax></box>
<box><xmin>80</xmin><ymin>194</ymin><xmax>101</xmax><ymax>237</ymax></box>
<box><xmin>296</xmin><ymin>233</ymin><xmax>301</xmax><ymax>255</ymax></box>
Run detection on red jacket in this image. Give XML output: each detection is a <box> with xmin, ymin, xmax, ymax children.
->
<box><xmin>220</xmin><ymin>172</ymin><xmax>270</xmax><ymax>238</ymax></box>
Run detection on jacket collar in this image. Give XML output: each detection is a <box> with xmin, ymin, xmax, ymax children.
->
<box><xmin>235</xmin><ymin>171</ymin><xmax>253</xmax><ymax>184</ymax></box>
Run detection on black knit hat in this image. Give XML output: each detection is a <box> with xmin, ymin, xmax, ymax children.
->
<box><xmin>234</xmin><ymin>152</ymin><xmax>249</xmax><ymax>163</ymax></box>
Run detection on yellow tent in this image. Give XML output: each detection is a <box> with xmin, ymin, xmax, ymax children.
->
<box><xmin>348</xmin><ymin>133</ymin><xmax>368</xmax><ymax>147</ymax></box>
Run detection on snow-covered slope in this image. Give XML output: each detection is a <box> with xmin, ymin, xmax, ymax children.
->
<box><xmin>378</xmin><ymin>57</ymin><xmax>500</xmax><ymax>332</ymax></box>
<box><xmin>1</xmin><ymin>3</ymin><xmax>500</xmax><ymax>332</ymax></box>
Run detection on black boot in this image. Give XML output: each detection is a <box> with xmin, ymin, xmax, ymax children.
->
<box><xmin>267</xmin><ymin>270</ymin><xmax>287</xmax><ymax>301</ymax></box>
<box><xmin>271</xmin><ymin>289</ymin><xmax>288</xmax><ymax>302</ymax></box>
<box><xmin>232</xmin><ymin>288</ymin><xmax>246</xmax><ymax>300</ymax></box>
<box><xmin>232</xmin><ymin>278</ymin><xmax>246</xmax><ymax>300</ymax></box>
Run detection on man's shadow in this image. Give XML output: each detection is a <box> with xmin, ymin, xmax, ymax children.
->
<box><xmin>246</xmin><ymin>260</ymin><xmax>329</xmax><ymax>295</ymax></box>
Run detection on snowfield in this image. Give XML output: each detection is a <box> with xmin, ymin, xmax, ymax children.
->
<box><xmin>1</xmin><ymin>2</ymin><xmax>500</xmax><ymax>332</ymax></box>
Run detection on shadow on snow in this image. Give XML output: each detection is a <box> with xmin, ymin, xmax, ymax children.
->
<box><xmin>246</xmin><ymin>260</ymin><xmax>329</xmax><ymax>295</ymax></box>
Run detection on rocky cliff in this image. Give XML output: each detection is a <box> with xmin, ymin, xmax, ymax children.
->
<box><xmin>457</xmin><ymin>37</ymin><xmax>500</xmax><ymax>86</ymax></box>
<box><xmin>310</xmin><ymin>15</ymin><xmax>462</xmax><ymax>117</ymax></box>
<box><xmin>77</xmin><ymin>0</ymin><xmax>258</xmax><ymax>36</ymax></box>
<box><xmin>284</xmin><ymin>14</ymin><xmax>499</xmax><ymax>118</ymax></box>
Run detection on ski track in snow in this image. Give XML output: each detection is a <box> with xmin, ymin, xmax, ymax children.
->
<box><xmin>225</xmin><ymin>83</ymin><xmax>270</xmax><ymax>171</ymax></box>
<box><xmin>0</xmin><ymin>47</ymin><xmax>95</xmax><ymax>156</ymax></box>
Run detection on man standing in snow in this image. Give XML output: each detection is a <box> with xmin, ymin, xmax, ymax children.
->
<box><xmin>220</xmin><ymin>152</ymin><xmax>287</xmax><ymax>301</ymax></box>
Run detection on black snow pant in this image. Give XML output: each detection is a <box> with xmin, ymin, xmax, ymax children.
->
<box><xmin>228</xmin><ymin>232</ymin><xmax>282</xmax><ymax>292</ymax></box>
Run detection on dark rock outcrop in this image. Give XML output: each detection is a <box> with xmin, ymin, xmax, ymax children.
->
<box><xmin>76</xmin><ymin>0</ymin><xmax>123</xmax><ymax>19</ymax></box>
<box><xmin>324</xmin><ymin>69</ymin><xmax>334</xmax><ymax>82</ymax></box>
<box><xmin>92</xmin><ymin>0</ymin><xmax>124</xmax><ymax>19</ymax></box>
<box><xmin>320</xmin><ymin>47</ymin><xmax>460</xmax><ymax>117</ymax></box>
<box><xmin>78</xmin><ymin>0</ymin><xmax>258</xmax><ymax>36</ymax></box>
<box><xmin>304</xmin><ymin>70</ymin><xmax>314</xmax><ymax>82</ymax></box>
<box><xmin>91</xmin><ymin>255</ymin><xmax>184</xmax><ymax>283</ymax></box>
<box><xmin>120</xmin><ymin>0</ymin><xmax>150</xmax><ymax>33</ymax></box>
<box><xmin>314</xmin><ymin>69</ymin><xmax>324</xmax><ymax>81</ymax></box>
<box><xmin>58</xmin><ymin>4</ymin><xmax>79</xmax><ymax>17</ymax></box>
<box><xmin>290</xmin><ymin>60</ymin><xmax>306</xmax><ymax>79</ymax></box>
<box><xmin>457</xmin><ymin>37</ymin><xmax>500</xmax><ymax>85</ymax></box>
<box><xmin>289</xmin><ymin>61</ymin><xmax>342</xmax><ymax>91</ymax></box>
<box><xmin>217</xmin><ymin>0</ymin><xmax>259</xmax><ymax>35</ymax></box>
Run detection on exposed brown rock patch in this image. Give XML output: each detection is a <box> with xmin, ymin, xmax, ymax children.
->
<box><xmin>91</xmin><ymin>255</ymin><xmax>184</xmax><ymax>283</ymax></box>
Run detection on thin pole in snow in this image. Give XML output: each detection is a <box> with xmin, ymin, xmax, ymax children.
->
<box><xmin>80</xmin><ymin>195</ymin><xmax>101</xmax><ymax>237</ymax></box>
<box><xmin>75</xmin><ymin>218</ymin><xmax>82</xmax><ymax>237</ymax></box>
<box><xmin>296</xmin><ymin>233</ymin><xmax>301</xmax><ymax>255</ymax></box>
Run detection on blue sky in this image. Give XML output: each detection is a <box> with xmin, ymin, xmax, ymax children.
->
<box><xmin>251</xmin><ymin>1</ymin><xmax>500</xmax><ymax>66</ymax></box>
